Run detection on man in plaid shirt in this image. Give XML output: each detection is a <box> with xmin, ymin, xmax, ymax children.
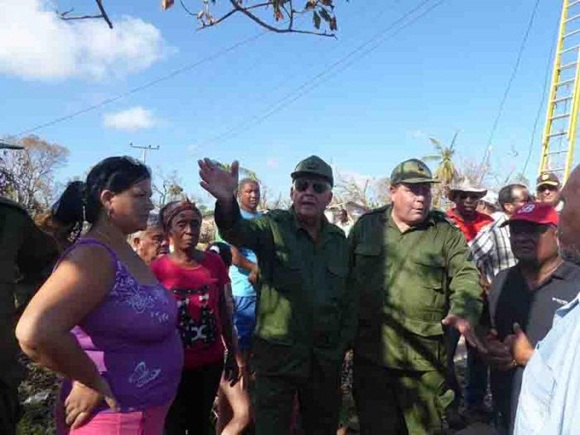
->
<box><xmin>471</xmin><ymin>183</ymin><xmax>531</xmax><ymax>285</ymax></box>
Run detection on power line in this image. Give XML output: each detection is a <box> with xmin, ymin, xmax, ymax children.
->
<box><xmin>15</xmin><ymin>30</ymin><xmax>268</xmax><ymax>137</ymax></box>
<box><xmin>482</xmin><ymin>0</ymin><xmax>542</xmax><ymax>169</ymax></box>
<box><xmin>199</xmin><ymin>0</ymin><xmax>444</xmax><ymax>147</ymax></box>
<box><xmin>521</xmin><ymin>20</ymin><xmax>559</xmax><ymax>178</ymax></box>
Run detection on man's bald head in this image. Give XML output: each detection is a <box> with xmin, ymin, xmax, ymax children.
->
<box><xmin>131</xmin><ymin>214</ymin><xmax>169</xmax><ymax>264</ymax></box>
<box><xmin>558</xmin><ymin>165</ymin><xmax>580</xmax><ymax>265</ymax></box>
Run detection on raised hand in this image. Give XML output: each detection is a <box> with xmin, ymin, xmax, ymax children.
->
<box><xmin>198</xmin><ymin>158</ymin><xmax>239</xmax><ymax>201</ymax></box>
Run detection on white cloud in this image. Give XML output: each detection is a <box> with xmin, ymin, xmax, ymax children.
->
<box><xmin>408</xmin><ymin>129</ymin><xmax>428</xmax><ymax>140</ymax></box>
<box><xmin>266</xmin><ymin>158</ymin><xmax>279</xmax><ymax>169</ymax></box>
<box><xmin>103</xmin><ymin>107</ymin><xmax>159</xmax><ymax>131</ymax></box>
<box><xmin>187</xmin><ymin>145</ymin><xmax>199</xmax><ymax>154</ymax></box>
<box><xmin>0</xmin><ymin>0</ymin><xmax>172</xmax><ymax>81</ymax></box>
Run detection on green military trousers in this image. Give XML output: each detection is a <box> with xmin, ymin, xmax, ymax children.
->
<box><xmin>0</xmin><ymin>310</ymin><xmax>23</xmax><ymax>435</ymax></box>
<box><xmin>254</xmin><ymin>359</ymin><xmax>342</xmax><ymax>435</ymax></box>
<box><xmin>353</xmin><ymin>357</ymin><xmax>454</xmax><ymax>435</ymax></box>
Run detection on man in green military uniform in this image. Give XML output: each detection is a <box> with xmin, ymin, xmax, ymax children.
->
<box><xmin>350</xmin><ymin>158</ymin><xmax>484</xmax><ymax>434</ymax></box>
<box><xmin>0</xmin><ymin>144</ymin><xmax>59</xmax><ymax>434</ymax></box>
<box><xmin>198</xmin><ymin>155</ymin><xmax>356</xmax><ymax>435</ymax></box>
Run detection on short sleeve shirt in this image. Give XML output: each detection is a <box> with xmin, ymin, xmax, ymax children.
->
<box><xmin>217</xmin><ymin>209</ymin><xmax>261</xmax><ymax>297</ymax></box>
<box><xmin>151</xmin><ymin>252</ymin><xmax>230</xmax><ymax>369</ymax></box>
<box><xmin>488</xmin><ymin>262</ymin><xmax>580</xmax><ymax>427</ymax></box>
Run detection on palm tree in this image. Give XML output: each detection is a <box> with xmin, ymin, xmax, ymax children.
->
<box><xmin>215</xmin><ymin>161</ymin><xmax>259</xmax><ymax>182</ymax></box>
<box><xmin>423</xmin><ymin>132</ymin><xmax>460</xmax><ymax>207</ymax></box>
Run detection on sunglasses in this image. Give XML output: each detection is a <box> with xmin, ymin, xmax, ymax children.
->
<box><xmin>293</xmin><ymin>179</ymin><xmax>331</xmax><ymax>194</ymax></box>
<box><xmin>458</xmin><ymin>193</ymin><xmax>481</xmax><ymax>200</ymax></box>
<box><xmin>537</xmin><ymin>185</ymin><xmax>558</xmax><ymax>192</ymax></box>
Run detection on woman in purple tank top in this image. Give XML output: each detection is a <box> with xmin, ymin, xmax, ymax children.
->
<box><xmin>16</xmin><ymin>156</ymin><xmax>183</xmax><ymax>434</ymax></box>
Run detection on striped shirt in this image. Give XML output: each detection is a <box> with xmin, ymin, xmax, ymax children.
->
<box><xmin>470</xmin><ymin>213</ymin><xmax>517</xmax><ymax>283</ymax></box>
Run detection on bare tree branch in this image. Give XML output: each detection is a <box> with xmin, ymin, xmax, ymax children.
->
<box><xmin>95</xmin><ymin>0</ymin><xmax>113</xmax><ymax>29</ymax></box>
<box><xmin>57</xmin><ymin>0</ymin><xmax>113</xmax><ymax>29</ymax></box>
<box><xmin>214</xmin><ymin>0</ymin><xmax>336</xmax><ymax>37</ymax></box>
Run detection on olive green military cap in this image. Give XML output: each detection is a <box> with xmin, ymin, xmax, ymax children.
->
<box><xmin>291</xmin><ymin>155</ymin><xmax>334</xmax><ymax>187</ymax></box>
<box><xmin>390</xmin><ymin>158</ymin><xmax>439</xmax><ymax>185</ymax></box>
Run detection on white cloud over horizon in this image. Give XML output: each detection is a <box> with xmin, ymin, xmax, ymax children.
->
<box><xmin>0</xmin><ymin>0</ymin><xmax>172</xmax><ymax>81</ymax></box>
<box><xmin>103</xmin><ymin>106</ymin><xmax>159</xmax><ymax>131</ymax></box>
<box><xmin>266</xmin><ymin>158</ymin><xmax>279</xmax><ymax>169</ymax></box>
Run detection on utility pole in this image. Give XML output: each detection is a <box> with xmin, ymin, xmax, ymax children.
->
<box><xmin>130</xmin><ymin>143</ymin><xmax>160</xmax><ymax>164</ymax></box>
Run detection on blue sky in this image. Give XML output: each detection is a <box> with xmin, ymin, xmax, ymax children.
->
<box><xmin>0</xmin><ymin>0</ymin><xmax>567</xmax><ymax>204</ymax></box>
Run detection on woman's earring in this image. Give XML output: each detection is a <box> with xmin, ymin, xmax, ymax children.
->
<box><xmin>107</xmin><ymin>208</ymin><xmax>114</xmax><ymax>219</ymax></box>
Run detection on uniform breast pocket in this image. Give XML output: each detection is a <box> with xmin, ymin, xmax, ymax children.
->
<box><xmin>272</xmin><ymin>250</ymin><xmax>302</xmax><ymax>293</ymax></box>
<box><xmin>326</xmin><ymin>257</ymin><xmax>348</xmax><ymax>299</ymax></box>
<box><xmin>353</xmin><ymin>243</ymin><xmax>382</xmax><ymax>282</ymax></box>
<box><xmin>353</xmin><ymin>243</ymin><xmax>383</xmax><ymax>313</ymax></box>
<box><xmin>410</xmin><ymin>256</ymin><xmax>446</xmax><ymax>309</ymax></box>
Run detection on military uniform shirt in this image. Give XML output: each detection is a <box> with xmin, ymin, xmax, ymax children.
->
<box><xmin>0</xmin><ymin>199</ymin><xmax>58</xmax><ymax>388</ymax></box>
<box><xmin>349</xmin><ymin>205</ymin><xmax>482</xmax><ymax>371</ymax></box>
<box><xmin>215</xmin><ymin>200</ymin><xmax>356</xmax><ymax>377</ymax></box>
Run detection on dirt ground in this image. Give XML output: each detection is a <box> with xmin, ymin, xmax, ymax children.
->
<box><xmin>17</xmin><ymin>339</ymin><xmax>497</xmax><ymax>434</ymax></box>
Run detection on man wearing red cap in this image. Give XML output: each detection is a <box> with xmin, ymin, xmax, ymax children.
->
<box><xmin>484</xmin><ymin>202</ymin><xmax>580</xmax><ymax>433</ymax></box>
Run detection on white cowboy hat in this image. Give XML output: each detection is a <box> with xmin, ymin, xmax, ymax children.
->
<box><xmin>448</xmin><ymin>179</ymin><xmax>487</xmax><ymax>201</ymax></box>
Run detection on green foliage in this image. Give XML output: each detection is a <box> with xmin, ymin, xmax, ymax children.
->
<box><xmin>423</xmin><ymin>132</ymin><xmax>461</xmax><ymax>207</ymax></box>
<box><xmin>423</xmin><ymin>132</ymin><xmax>459</xmax><ymax>187</ymax></box>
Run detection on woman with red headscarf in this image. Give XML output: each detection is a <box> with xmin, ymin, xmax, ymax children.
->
<box><xmin>151</xmin><ymin>200</ymin><xmax>238</xmax><ymax>435</ymax></box>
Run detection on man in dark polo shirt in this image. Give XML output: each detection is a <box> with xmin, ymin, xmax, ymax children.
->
<box><xmin>485</xmin><ymin>202</ymin><xmax>580</xmax><ymax>433</ymax></box>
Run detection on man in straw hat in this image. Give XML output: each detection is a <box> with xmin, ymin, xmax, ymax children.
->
<box><xmin>446</xmin><ymin>179</ymin><xmax>494</xmax><ymax>243</ymax></box>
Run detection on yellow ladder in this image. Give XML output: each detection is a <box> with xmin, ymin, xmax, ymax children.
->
<box><xmin>540</xmin><ymin>0</ymin><xmax>580</xmax><ymax>182</ymax></box>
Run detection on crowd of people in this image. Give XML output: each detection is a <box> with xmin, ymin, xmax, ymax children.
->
<box><xmin>1</xmin><ymin>148</ymin><xmax>580</xmax><ymax>435</ymax></box>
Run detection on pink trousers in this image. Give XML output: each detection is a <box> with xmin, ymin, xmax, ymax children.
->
<box><xmin>56</xmin><ymin>402</ymin><xmax>170</xmax><ymax>435</ymax></box>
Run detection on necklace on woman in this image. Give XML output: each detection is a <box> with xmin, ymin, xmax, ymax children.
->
<box><xmin>94</xmin><ymin>229</ymin><xmax>114</xmax><ymax>244</ymax></box>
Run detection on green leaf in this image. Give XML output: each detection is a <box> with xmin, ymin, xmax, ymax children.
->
<box><xmin>429</xmin><ymin>137</ymin><xmax>441</xmax><ymax>147</ymax></box>
<box><xmin>313</xmin><ymin>11</ymin><xmax>321</xmax><ymax>29</ymax></box>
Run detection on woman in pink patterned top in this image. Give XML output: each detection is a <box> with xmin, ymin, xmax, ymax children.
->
<box><xmin>16</xmin><ymin>157</ymin><xmax>183</xmax><ymax>434</ymax></box>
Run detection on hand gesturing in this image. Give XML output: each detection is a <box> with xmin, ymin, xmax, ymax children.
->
<box><xmin>198</xmin><ymin>159</ymin><xmax>239</xmax><ymax>201</ymax></box>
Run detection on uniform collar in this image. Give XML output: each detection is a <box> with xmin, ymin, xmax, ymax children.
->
<box><xmin>289</xmin><ymin>206</ymin><xmax>341</xmax><ymax>237</ymax></box>
<box><xmin>384</xmin><ymin>205</ymin><xmax>436</xmax><ymax>231</ymax></box>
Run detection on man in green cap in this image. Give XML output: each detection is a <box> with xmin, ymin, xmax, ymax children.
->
<box><xmin>198</xmin><ymin>155</ymin><xmax>356</xmax><ymax>435</ymax></box>
<box><xmin>0</xmin><ymin>143</ymin><xmax>58</xmax><ymax>435</ymax></box>
<box><xmin>349</xmin><ymin>158</ymin><xmax>484</xmax><ymax>434</ymax></box>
